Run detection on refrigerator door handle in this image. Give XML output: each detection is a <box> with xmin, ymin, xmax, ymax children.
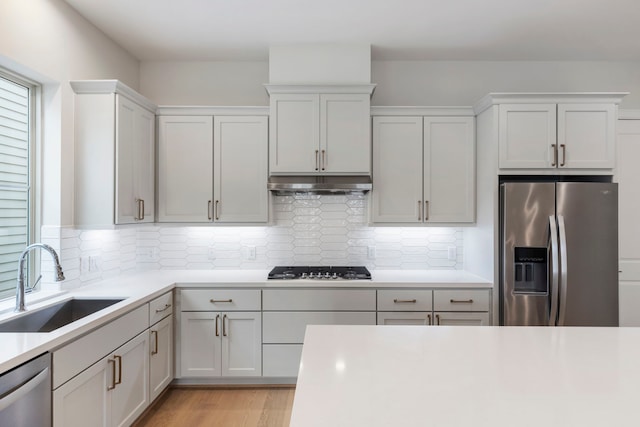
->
<box><xmin>557</xmin><ymin>215</ymin><xmax>569</xmax><ymax>326</ymax></box>
<box><xmin>548</xmin><ymin>215</ymin><xmax>560</xmax><ymax>326</ymax></box>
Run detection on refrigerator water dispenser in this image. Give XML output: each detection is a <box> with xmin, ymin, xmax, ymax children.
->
<box><xmin>513</xmin><ymin>247</ymin><xmax>547</xmax><ymax>294</ymax></box>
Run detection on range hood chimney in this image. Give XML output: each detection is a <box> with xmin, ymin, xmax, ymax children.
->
<box><xmin>268</xmin><ymin>176</ymin><xmax>372</xmax><ymax>194</ymax></box>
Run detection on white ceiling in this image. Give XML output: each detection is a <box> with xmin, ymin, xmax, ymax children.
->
<box><xmin>64</xmin><ymin>0</ymin><xmax>640</xmax><ymax>61</ymax></box>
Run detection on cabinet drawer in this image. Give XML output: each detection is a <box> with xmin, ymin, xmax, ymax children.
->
<box><xmin>433</xmin><ymin>290</ymin><xmax>490</xmax><ymax>312</ymax></box>
<box><xmin>263</xmin><ymin>344</ymin><xmax>303</xmax><ymax>377</ymax></box>
<box><xmin>263</xmin><ymin>289</ymin><xmax>375</xmax><ymax>311</ymax></box>
<box><xmin>263</xmin><ymin>311</ymin><xmax>376</xmax><ymax>343</ymax></box>
<box><xmin>181</xmin><ymin>289</ymin><xmax>261</xmax><ymax>311</ymax></box>
<box><xmin>377</xmin><ymin>312</ymin><xmax>432</xmax><ymax>325</ymax></box>
<box><xmin>377</xmin><ymin>290</ymin><xmax>433</xmax><ymax>311</ymax></box>
<box><xmin>149</xmin><ymin>291</ymin><xmax>173</xmax><ymax>325</ymax></box>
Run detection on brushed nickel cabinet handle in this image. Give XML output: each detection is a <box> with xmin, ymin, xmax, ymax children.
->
<box><xmin>560</xmin><ymin>144</ymin><xmax>566</xmax><ymax>167</ymax></box>
<box><xmin>207</xmin><ymin>200</ymin><xmax>213</xmax><ymax>220</ymax></box>
<box><xmin>436</xmin><ymin>314</ymin><xmax>441</xmax><ymax>325</ymax></box>
<box><xmin>551</xmin><ymin>144</ymin><xmax>557</xmax><ymax>166</ymax></box>
<box><xmin>321</xmin><ymin>149</ymin><xmax>326</xmax><ymax>171</ymax></box>
<box><xmin>210</xmin><ymin>299</ymin><xmax>233</xmax><ymax>303</ymax></box>
<box><xmin>107</xmin><ymin>358</ymin><xmax>116</xmax><ymax>390</ymax></box>
<box><xmin>425</xmin><ymin>201</ymin><xmax>429</xmax><ymax>221</ymax></box>
<box><xmin>215</xmin><ymin>200</ymin><xmax>220</xmax><ymax>220</ymax></box>
<box><xmin>450</xmin><ymin>299</ymin><xmax>474</xmax><ymax>304</ymax></box>
<box><xmin>140</xmin><ymin>199</ymin><xmax>145</xmax><ymax>220</ymax></box>
<box><xmin>215</xmin><ymin>314</ymin><xmax>220</xmax><ymax>337</ymax></box>
<box><xmin>114</xmin><ymin>355</ymin><xmax>122</xmax><ymax>385</ymax></box>
<box><xmin>151</xmin><ymin>330</ymin><xmax>158</xmax><ymax>355</ymax></box>
<box><xmin>418</xmin><ymin>200</ymin><xmax>422</xmax><ymax>221</ymax></box>
<box><xmin>222</xmin><ymin>314</ymin><xmax>228</xmax><ymax>337</ymax></box>
<box><xmin>393</xmin><ymin>299</ymin><xmax>417</xmax><ymax>303</ymax></box>
<box><xmin>315</xmin><ymin>150</ymin><xmax>319</xmax><ymax>171</ymax></box>
<box><xmin>155</xmin><ymin>303</ymin><xmax>172</xmax><ymax>313</ymax></box>
<box><xmin>427</xmin><ymin>314</ymin><xmax>432</xmax><ymax>325</ymax></box>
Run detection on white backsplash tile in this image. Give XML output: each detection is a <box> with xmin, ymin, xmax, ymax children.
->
<box><xmin>42</xmin><ymin>194</ymin><xmax>463</xmax><ymax>289</ymax></box>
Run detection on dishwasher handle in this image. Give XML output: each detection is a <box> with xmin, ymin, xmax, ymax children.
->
<box><xmin>0</xmin><ymin>367</ymin><xmax>49</xmax><ymax>412</ymax></box>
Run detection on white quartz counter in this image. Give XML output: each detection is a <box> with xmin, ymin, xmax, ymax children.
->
<box><xmin>0</xmin><ymin>269</ymin><xmax>491</xmax><ymax>374</ymax></box>
<box><xmin>291</xmin><ymin>325</ymin><xmax>640</xmax><ymax>427</ymax></box>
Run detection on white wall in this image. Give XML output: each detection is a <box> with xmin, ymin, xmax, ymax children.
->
<box><xmin>139</xmin><ymin>59</ymin><xmax>640</xmax><ymax>108</ymax></box>
<box><xmin>0</xmin><ymin>0</ymin><xmax>139</xmax><ymax>228</ymax></box>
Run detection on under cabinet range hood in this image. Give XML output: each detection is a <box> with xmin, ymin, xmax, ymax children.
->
<box><xmin>267</xmin><ymin>176</ymin><xmax>372</xmax><ymax>194</ymax></box>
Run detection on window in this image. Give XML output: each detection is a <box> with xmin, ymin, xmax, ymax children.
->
<box><xmin>0</xmin><ymin>71</ymin><xmax>36</xmax><ymax>299</ymax></box>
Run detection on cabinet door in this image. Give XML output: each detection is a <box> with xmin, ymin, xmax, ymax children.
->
<box><xmin>158</xmin><ymin>116</ymin><xmax>213</xmax><ymax>222</ymax></box>
<box><xmin>377</xmin><ymin>312</ymin><xmax>432</xmax><ymax>325</ymax></box>
<box><xmin>180</xmin><ymin>312</ymin><xmax>222</xmax><ymax>377</ymax></box>
<box><xmin>115</xmin><ymin>95</ymin><xmax>138</xmax><ymax>224</ymax></box>
<box><xmin>269</xmin><ymin>93</ymin><xmax>319</xmax><ymax>173</ymax></box>
<box><xmin>424</xmin><ymin>116</ymin><xmax>475</xmax><ymax>222</ymax></box>
<box><xmin>498</xmin><ymin>104</ymin><xmax>556</xmax><ymax>169</ymax></box>
<box><xmin>320</xmin><ymin>94</ymin><xmax>371</xmax><ymax>174</ymax></box>
<box><xmin>558</xmin><ymin>103</ymin><xmax>615</xmax><ymax>169</ymax></box>
<box><xmin>135</xmin><ymin>105</ymin><xmax>155</xmax><ymax>222</ymax></box>
<box><xmin>53</xmin><ymin>357</ymin><xmax>110</xmax><ymax>427</ymax></box>
<box><xmin>371</xmin><ymin>116</ymin><xmax>423</xmax><ymax>223</ymax></box>
<box><xmin>433</xmin><ymin>312</ymin><xmax>490</xmax><ymax>326</ymax></box>
<box><xmin>214</xmin><ymin>116</ymin><xmax>268</xmax><ymax>222</ymax></box>
<box><xmin>221</xmin><ymin>311</ymin><xmax>262</xmax><ymax>376</ymax></box>
<box><xmin>149</xmin><ymin>315</ymin><xmax>173</xmax><ymax>402</ymax></box>
<box><xmin>111</xmin><ymin>331</ymin><xmax>149</xmax><ymax>427</ymax></box>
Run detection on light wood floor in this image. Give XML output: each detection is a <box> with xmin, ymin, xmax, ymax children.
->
<box><xmin>133</xmin><ymin>387</ymin><xmax>295</xmax><ymax>427</ymax></box>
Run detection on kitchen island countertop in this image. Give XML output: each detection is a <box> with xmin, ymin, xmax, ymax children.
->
<box><xmin>291</xmin><ymin>325</ymin><xmax>640</xmax><ymax>427</ymax></box>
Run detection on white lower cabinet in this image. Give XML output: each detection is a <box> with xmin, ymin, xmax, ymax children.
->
<box><xmin>149</xmin><ymin>314</ymin><xmax>173</xmax><ymax>402</ymax></box>
<box><xmin>262</xmin><ymin>289</ymin><xmax>376</xmax><ymax>378</ymax></box>
<box><xmin>180</xmin><ymin>311</ymin><xmax>262</xmax><ymax>377</ymax></box>
<box><xmin>53</xmin><ymin>331</ymin><xmax>149</xmax><ymax>427</ymax></box>
<box><xmin>377</xmin><ymin>312</ymin><xmax>432</xmax><ymax>325</ymax></box>
<box><xmin>433</xmin><ymin>312</ymin><xmax>490</xmax><ymax>326</ymax></box>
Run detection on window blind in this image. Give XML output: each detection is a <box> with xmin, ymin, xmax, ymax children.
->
<box><xmin>0</xmin><ymin>76</ymin><xmax>30</xmax><ymax>298</ymax></box>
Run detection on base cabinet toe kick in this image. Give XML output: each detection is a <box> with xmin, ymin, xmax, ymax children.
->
<box><xmin>174</xmin><ymin>286</ymin><xmax>492</xmax><ymax>384</ymax></box>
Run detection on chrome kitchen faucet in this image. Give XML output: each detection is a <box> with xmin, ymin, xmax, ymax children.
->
<box><xmin>15</xmin><ymin>243</ymin><xmax>65</xmax><ymax>312</ymax></box>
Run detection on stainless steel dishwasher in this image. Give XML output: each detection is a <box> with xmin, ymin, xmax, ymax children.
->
<box><xmin>0</xmin><ymin>352</ymin><xmax>51</xmax><ymax>426</ymax></box>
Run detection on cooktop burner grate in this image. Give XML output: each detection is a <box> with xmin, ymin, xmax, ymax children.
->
<box><xmin>267</xmin><ymin>266</ymin><xmax>371</xmax><ymax>280</ymax></box>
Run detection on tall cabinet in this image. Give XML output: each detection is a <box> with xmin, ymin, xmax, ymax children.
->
<box><xmin>156</xmin><ymin>108</ymin><xmax>269</xmax><ymax>223</ymax></box>
<box><xmin>371</xmin><ymin>108</ymin><xmax>475</xmax><ymax>223</ymax></box>
<box><xmin>71</xmin><ymin>80</ymin><xmax>156</xmax><ymax>227</ymax></box>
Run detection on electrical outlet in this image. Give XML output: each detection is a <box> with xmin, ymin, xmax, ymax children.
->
<box><xmin>448</xmin><ymin>246</ymin><xmax>457</xmax><ymax>261</ymax></box>
<box><xmin>80</xmin><ymin>256</ymin><xmax>89</xmax><ymax>274</ymax></box>
<box><xmin>89</xmin><ymin>255</ymin><xmax>100</xmax><ymax>271</ymax></box>
<box><xmin>245</xmin><ymin>246</ymin><xmax>257</xmax><ymax>260</ymax></box>
<box><xmin>368</xmin><ymin>246</ymin><xmax>376</xmax><ymax>259</ymax></box>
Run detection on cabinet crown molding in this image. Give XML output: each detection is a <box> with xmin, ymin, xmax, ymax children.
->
<box><xmin>156</xmin><ymin>106</ymin><xmax>269</xmax><ymax>116</ymax></box>
<box><xmin>370</xmin><ymin>106</ymin><xmax>475</xmax><ymax>116</ymax></box>
<box><xmin>473</xmin><ymin>92</ymin><xmax>630</xmax><ymax>115</ymax></box>
<box><xmin>70</xmin><ymin>79</ymin><xmax>157</xmax><ymax>112</ymax></box>
<box><xmin>264</xmin><ymin>84</ymin><xmax>376</xmax><ymax>96</ymax></box>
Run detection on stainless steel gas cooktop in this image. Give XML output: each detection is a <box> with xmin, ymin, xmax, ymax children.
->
<box><xmin>267</xmin><ymin>266</ymin><xmax>371</xmax><ymax>280</ymax></box>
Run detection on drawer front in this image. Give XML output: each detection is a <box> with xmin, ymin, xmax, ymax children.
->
<box><xmin>149</xmin><ymin>291</ymin><xmax>174</xmax><ymax>325</ymax></box>
<box><xmin>377</xmin><ymin>290</ymin><xmax>433</xmax><ymax>311</ymax></box>
<box><xmin>263</xmin><ymin>311</ymin><xmax>376</xmax><ymax>343</ymax></box>
<box><xmin>263</xmin><ymin>344</ymin><xmax>303</xmax><ymax>377</ymax></box>
<box><xmin>433</xmin><ymin>289</ymin><xmax>490</xmax><ymax>312</ymax></box>
<box><xmin>263</xmin><ymin>289</ymin><xmax>376</xmax><ymax>311</ymax></box>
<box><xmin>181</xmin><ymin>289</ymin><xmax>261</xmax><ymax>311</ymax></box>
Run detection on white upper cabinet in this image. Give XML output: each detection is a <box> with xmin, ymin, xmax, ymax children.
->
<box><xmin>158</xmin><ymin>115</ymin><xmax>214</xmax><ymax>223</ymax></box>
<box><xmin>478</xmin><ymin>93</ymin><xmax>628</xmax><ymax>170</ymax></box>
<box><xmin>372</xmin><ymin>111</ymin><xmax>475</xmax><ymax>224</ymax></box>
<box><xmin>72</xmin><ymin>80</ymin><xmax>156</xmax><ymax>227</ymax></box>
<box><xmin>157</xmin><ymin>110</ymin><xmax>268</xmax><ymax>223</ymax></box>
<box><xmin>266</xmin><ymin>85</ymin><xmax>375</xmax><ymax>175</ymax></box>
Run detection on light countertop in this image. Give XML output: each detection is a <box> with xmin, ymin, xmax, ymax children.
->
<box><xmin>0</xmin><ymin>269</ymin><xmax>491</xmax><ymax>373</ymax></box>
<box><xmin>291</xmin><ymin>325</ymin><xmax>640</xmax><ymax>427</ymax></box>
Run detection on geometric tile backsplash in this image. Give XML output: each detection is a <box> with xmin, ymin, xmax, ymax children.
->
<box><xmin>42</xmin><ymin>193</ymin><xmax>463</xmax><ymax>290</ymax></box>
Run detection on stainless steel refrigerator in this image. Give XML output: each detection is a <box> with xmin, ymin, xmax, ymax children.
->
<box><xmin>500</xmin><ymin>181</ymin><xmax>618</xmax><ymax>326</ymax></box>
